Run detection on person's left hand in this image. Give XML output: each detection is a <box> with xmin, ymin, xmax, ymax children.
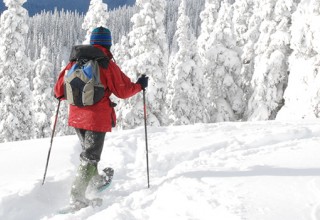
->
<box><xmin>136</xmin><ymin>75</ymin><xmax>149</xmax><ymax>90</ymax></box>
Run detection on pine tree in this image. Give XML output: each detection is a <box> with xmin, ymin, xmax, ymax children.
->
<box><xmin>197</xmin><ymin>0</ymin><xmax>220</xmax><ymax>122</ymax></box>
<box><xmin>197</xmin><ymin>0</ymin><xmax>219</xmax><ymax>66</ymax></box>
<box><xmin>106</xmin><ymin>5</ymin><xmax>137</xmax><ymax>44</ymax></box>
<box><xmin>82</xmin><ymin>0</ymin><xmax>109</xmax><ymax>44</ymax></box>
<box><xmin>32</xmin><ymin>47</ymin><xmax>55</xmax><ymax>138</ymax></box>
<box><xmin>237</xmin><ymin>0</ymin><xmax>264</xmax><ymax>119</ymax></box>
<box><xmin>27</xmin><ymin>10</ymin><xmax>85</xmax><ymax>75</ymax></box>
<box><xmin>113</xmin><ymin>36</ymin><xmax>131</xmax><ymax>67</ymax></box>
<box><xmin>118</xmin><ymin>0</ymin><xmax>169</xmax><ymax>128</ymax></box>
<box><xmin>247</xmin><ymin>0</ymin><xmax>297</xmax><ymax>120</ymax></box>
<box><xmin>232</xmin><ymin>0</ymin><xmax>254</xmax><ymax>48</ymax></box>
<box><xmin>167</xmin><ymin>0</ymin><xmax>209</xmax><ymax>125</ymax></box>
<box><xmin>198</xmin><ymin>0</ymin><xmax>245</xmax><ymax>122</ymax></box>
<box><xmin>276</xmin><ymin>0</ymin><xmax>319</xmax><ymax>119</ymax></box>
<box><xmin>232</xmin><ymin>0</ymin><xmax>254</xmax><ymax>97</ymax></box>
<box><xmin>0</xmin><ymin>0</ymin><xmax>33</xmax><ymax>142</ymax></box>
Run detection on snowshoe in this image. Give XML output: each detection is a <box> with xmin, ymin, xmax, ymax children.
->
<box><xmin>97</xmin><ymin>167</ymin><xmax>114</xmax><ymax>192</ymax></box>
<box><xmin>58</xmin><ymin>198</ymin><xmax>103</xmax><ymax>214</ymax></box>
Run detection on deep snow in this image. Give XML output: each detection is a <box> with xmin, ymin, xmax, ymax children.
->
<box><xmin>1</xmin><ymin>120</ymin><xmax>320</xmax><ymax>219</ymax></box>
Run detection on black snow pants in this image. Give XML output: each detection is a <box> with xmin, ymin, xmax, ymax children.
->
<box><xmin>74</xmin><ymin>128</ymin><xmax>106</xmax><ymax>164</ymax></box>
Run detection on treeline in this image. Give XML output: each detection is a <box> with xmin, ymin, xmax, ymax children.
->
<box><xmin>25</xmin><ymin>1</ymin><xmax>205</xmax><ymax>76</ymax></box>
<box><xmin>2</xmin><ymin>0</ymin><xmax>319</xmax><ymax>142</ymax></box>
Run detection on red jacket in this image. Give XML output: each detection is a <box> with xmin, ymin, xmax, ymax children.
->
<box><xmin>54</xmin><ymin>45</ymin><xmax>142</xmax><ymax>132</ymax></box>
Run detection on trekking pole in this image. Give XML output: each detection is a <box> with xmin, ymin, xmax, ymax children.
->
<box><xmin>42</xmin><ymin>99</ymin><xmax>61</xmax><ymax>185</ymax></box>
<box><xmin>143</xmin><ymin>88</ymin><xmax>150</xmax><ymax>188</ymax></box>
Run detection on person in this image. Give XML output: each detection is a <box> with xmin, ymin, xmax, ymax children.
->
<box><xmin>54</xmin><ymin>26</ymin><xmax>148</xmax><ymax>210</ymax></box>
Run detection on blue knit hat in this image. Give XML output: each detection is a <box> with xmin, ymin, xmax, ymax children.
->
<box><xmin>90</xmin><ymin>26</ymin><xmax>112</xmax><ymax>46</ymax></box>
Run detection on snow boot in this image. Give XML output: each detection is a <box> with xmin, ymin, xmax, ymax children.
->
<box><xmin>70</xmin><ymin>161</ymin><xmax>98</xmax><ymax>206</ymax></box>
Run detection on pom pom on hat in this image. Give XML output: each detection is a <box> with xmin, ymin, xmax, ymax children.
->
<box><xmin>90</xmin><ymin>26</ymin><xmax>112</xmax><ymax>46</ymax></box>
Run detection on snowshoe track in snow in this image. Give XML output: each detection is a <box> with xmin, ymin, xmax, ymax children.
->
<box><xmin>2</xmin><ymin>122</ymin><xmax>320</xmax><ymax>219</ymax></box>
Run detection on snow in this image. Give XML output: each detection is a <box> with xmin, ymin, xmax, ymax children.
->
<box><xmin>1</xmin><ymin>121</ymin><xmax>320</xmax><ymax>219</ymax></box>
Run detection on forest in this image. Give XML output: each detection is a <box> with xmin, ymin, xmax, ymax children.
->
<box><xmin>0</xmin><ymin>0</ymin><xmax>319</xmax><ymax>142</ymax></box>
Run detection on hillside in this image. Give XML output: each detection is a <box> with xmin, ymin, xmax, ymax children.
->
<box><xmin>0</xmin><ymin>0</ymin><xmax>135</xmax><ymax>16</ymax></box>
<box><xmin>1</xmin><ymin>121</ymin><xmax>320</xmax><ymax>219</ymax></box>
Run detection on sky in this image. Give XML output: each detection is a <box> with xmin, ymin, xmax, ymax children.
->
<box><xmin>1</xmin><ymin>120</ymin><xmax>320</xmax><ymax>219</ymax></box>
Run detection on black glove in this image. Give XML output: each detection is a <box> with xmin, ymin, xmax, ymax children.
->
<box><xmin>136</xmin><ymin>75</ymin><xmax>149</xmax><ymax>90</ymax></box>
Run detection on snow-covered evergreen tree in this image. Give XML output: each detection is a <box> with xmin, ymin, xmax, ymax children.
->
<box><xmin>167</xmin><ymin>0</ymin><xmax>209</xmax><ymax>125</ymax></box>
<box><xmin>197</xmin><ymin>0</ymin><xmax>219</xmax><ymax>66</ymax></box>
<box><xmin>197</xmin><ymin>0</ymin><xmax>220</xmax><ymax>122</ymax></box>
<box><xmin>113</xmin><ymin>36</ymin><xmax>131</xmax><ymax>67</ymax></box>
<box><xmin>0</xmin><ymin>0</ymin><xmax>33</xmax><ymax>142</ymax></box>
<box><xmin>26</xmin><ymin>10</ymin><xmax>85</xmax><ymax>74</ymax></box>
<box><xmin>199</xmin><ymin>1</ymin><xmax>245</xmax><ymax>122</ymax></box>
<box><xmin>82</xmin><ymin>0</ymin><xmax>109</xmax><ymax>44</ymax></box>
<box><xmin>106</xmin><ymin>5</ymin><xmax>138</xmax><ymax>44</ymax></box>
<box><xmin>247</xmin><ymin>0</ymin><xmax>297</xmax><ymax>120</ymax></box>
<box><xmin>276</xmin><ymin>0</ymin><xmax>320</xmax><ymax>120</ymax></box>
<box><xmin>237</xmin><ymin>0</ymin><xmax>263</xmax><ymax>119</ymax></box>
<box><xmin>118</xmin><ymin>0</ymin><xmax>169</xmax><ymax>128</ymax></box>
<box><xmin>232</xmin><ymin>0</ymin><xmax>254</xmax><ymax>48</ymax></box>
<box><xmin>32</xmin><ymin>47</ymin><xmax>55</xmax><ymax>138</ymax></box>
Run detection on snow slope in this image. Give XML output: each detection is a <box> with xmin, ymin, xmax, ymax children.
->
<box><xmin>1</xmin><ymin>120</ymin><xmax>320</xmax><ymax>220</ymax></box>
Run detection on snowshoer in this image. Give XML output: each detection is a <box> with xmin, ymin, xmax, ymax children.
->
<box><xmin>54</xmin><ymin>26</ymin><xmax>148</xmax><ymax>211</ymax></box>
